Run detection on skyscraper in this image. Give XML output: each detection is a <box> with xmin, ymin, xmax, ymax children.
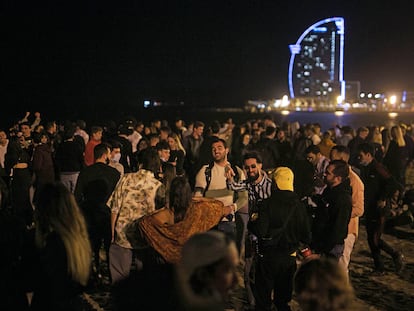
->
<box><xmin>288</xmin><ymin>17</ymin><xmax>345</xmax><ymax>108</ymax></box>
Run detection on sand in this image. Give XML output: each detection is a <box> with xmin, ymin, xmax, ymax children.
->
<box><xmin>82</xmin><ymin>221</ymin><xmax>414</xmax><ymax>311</ymax></box>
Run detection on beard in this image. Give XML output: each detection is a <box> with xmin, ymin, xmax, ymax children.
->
<box><xmin>247</xmin><ymin>172</ymin><xmax>260</xmax><ymax>183</ymax></box>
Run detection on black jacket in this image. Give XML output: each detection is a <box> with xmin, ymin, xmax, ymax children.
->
<box><xmin>248</xmin><ymin>190</ymin><xmax>311</xmax><ymax>254</ymax></box>
<box><xmin>311</xmin><ymin>180</ymin><xmax>352</xmax><ymax>254</ymax></box>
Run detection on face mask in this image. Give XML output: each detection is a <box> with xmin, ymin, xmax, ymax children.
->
<box><xmin>112</xmin><ymin>153</ymin><xmax>121</xmax><ymax>163</ymax></box>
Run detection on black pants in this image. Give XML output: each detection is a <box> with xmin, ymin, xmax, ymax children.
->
<box><xmin>254</xmin><ymin>249</ymin><xmax>296</xmax><ymax>311</ymax></box>
<box><xmin>10</xmin><ymin>169</ymin><xmax>33</xmax><ymax>226</ymax></box>
<box><xmin>366</xmin><ymin>216</ymin><xmax>399</xmax><ymax>271</ymax></box>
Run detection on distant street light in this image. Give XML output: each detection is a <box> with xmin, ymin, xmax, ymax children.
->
<box><xmin>389</xmin><ymin>95</ymin><xmax>397</xmax><ymax>105</ymax></box>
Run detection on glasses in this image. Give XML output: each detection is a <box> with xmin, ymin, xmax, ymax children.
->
<box><xmin>244</xmin><ymin>164</ymin><xmax>257</xmax><ymax>170</ymax></box>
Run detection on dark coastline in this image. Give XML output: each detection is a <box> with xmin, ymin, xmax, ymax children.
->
<box><xmin>134</xmin><ymin>107</ymin><xmax>414</xmax><ymax>131</ymax></box>
<box><xmin>5</xmin><ymin>108</ymin><xmax>414</xmax><ymax>132</ymax></box>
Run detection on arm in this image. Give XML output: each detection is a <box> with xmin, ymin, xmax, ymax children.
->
<box><xmin>111</xmin><ymin>212</ymin><xmax>117</xmax><ymax>242</ymax></box>
<box><xmin>154</xmin><ymin>184</ymin><xmax>166</xmax><ymax>209</ymax></box>
<box><xmin>193</xmin><ymin>166</ymin><xmax>207</xmax><ymax>197</ymax></box>
<box><xmin>351</xmin><ymin>174</ymin><xmax>365</xmax><ymax>218</ymax></box>
<box><xmin>324</xmin><ymin>194</ymin><xmax>352</xmax><ymax>253</ymax></box>
<box><xmin>233</xmin><ymin>167</ymin><xmax>248</xmax><ymax>211</ymax></box>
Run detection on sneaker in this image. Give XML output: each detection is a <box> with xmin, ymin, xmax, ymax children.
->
<box><xmin>393</xmin><ymin>253</ymin><xmax>405</xmax><ymax>274</ymax></box>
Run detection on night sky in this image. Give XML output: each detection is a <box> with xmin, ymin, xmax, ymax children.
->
<box><xmin>2</xmin><ymin>0</ymin><xmax>414</xmax><ymax>123</ymax></box>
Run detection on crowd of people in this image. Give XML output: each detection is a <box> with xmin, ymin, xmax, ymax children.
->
<box><xmin>1</xmin><ymin>110</ymin><xmax>414</xmax><ymax>310</ymax></box>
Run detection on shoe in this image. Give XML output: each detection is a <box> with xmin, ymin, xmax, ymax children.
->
<box><xmin>393</xmin><ymin>253</ymin><xmax>405</xmax><ymax>274</ymax></box>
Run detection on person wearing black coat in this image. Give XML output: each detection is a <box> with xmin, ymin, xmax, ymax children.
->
<box><xmin>74</xmin><ymin>143</ymin><xmax>120</xmax><ymax>284</ymax></box>
<box><xmin>310</xmin><ymin>160</ymin><xmax>352</xmax><ymax>259</ymax></box>
<box><xmin>248</xmin><ymin>167</ymin><xmax>311</xmax><ymax>311</ymax></box>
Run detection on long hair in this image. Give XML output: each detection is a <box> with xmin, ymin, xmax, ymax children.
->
<box><xmin>169</xmin><ymin>176</ymin><xmax>192</xmax><ymax>223</ymax></box>
<box><xmin>391</xmin><ymin>125</ymin><xmax>406</xmax><ymax>147</ymax></box>
<box><xmin>34</xmin><ymin>182</ymin><xmax>92</xmax><ymax>286</ymax></box>
<box><xmin>168</xmin><ymin>132</ymin><xmax>186</xmax><ymax>155</ymax></box>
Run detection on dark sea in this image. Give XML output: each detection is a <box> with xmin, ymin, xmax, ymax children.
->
<box><xmin>6</xmin><ymin>107</ymin><xmax>414</xmax><ymax>132</ymax></box>
<box><xmin>137</xmin><ymin>107</ymin><xmax>414</xmax><ymax>131</ymax></box>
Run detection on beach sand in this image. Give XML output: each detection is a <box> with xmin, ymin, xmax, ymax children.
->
<box><xmin>82</xmin><ymin>221</ymin><xmax>414</xmax><ymax>311</ymax></box>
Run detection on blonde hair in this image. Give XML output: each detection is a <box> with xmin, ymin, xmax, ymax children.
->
<box><xmin>391</xmin><ymin>125</ymin><xmax>406</xmax><ymax>147</ymax></box>
<box><xmin>169</xmin><ymin>132</ymin><xmax>186</xmax><ymax>155</ymax></box>
<box><xmin>35</xmin><ymin>182</ymin><xmax>92</xmax><ymax>286</ymax></box>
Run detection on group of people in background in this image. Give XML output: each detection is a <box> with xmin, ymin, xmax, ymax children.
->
<box><xmin>1</xmin><ymin>110</ymin><xmax>413</xmax><ymax>311</ymax></box>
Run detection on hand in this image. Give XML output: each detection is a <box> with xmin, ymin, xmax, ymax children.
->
<box><xmin>223</xmin><ymin>204</ymin><xmax>235</xmax><ymax>216</ymax></box>
<box><xmin>225</xmin><ymin>164</ymin><xmax>235</xmax><ymax>180</ymax></box>
<box><xmin>377</xmin><ymin>200</ymin><xmax>386</xmax><ymax>209</ymax></box>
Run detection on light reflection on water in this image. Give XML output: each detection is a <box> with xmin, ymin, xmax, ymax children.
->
<box><xmin>135</xmin><ymin>107</ymin><xmax>414</xmax><ymax>131</ymax></box>
<box><xmin>266</xmin><ymin>111</ymin><xmax>414</xmax><ymax>130</ymax></box>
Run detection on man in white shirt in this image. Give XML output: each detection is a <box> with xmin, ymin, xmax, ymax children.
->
<box><xmin>194</xmin><ymin>137</ymin><xmax>248</xmax><ymax>238</ymax></box>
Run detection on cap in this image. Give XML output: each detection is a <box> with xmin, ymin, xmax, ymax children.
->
<box><xmin>274</xmin><ymin>167</ymin><xmax>294</xmax><ymax>191</ymax></box>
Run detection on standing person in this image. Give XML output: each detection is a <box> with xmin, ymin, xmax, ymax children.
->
<box><xmin>311</xmin><ymin>160</ymin><xmax>352</xmax><ymax>260</ymax></box>
<box><xmin>196</xmin><ymin>120</ymin><xmax>221</xmax><ymax>170</ymax></box>
<box><xmin>194</xmin><ymin>137</ymin><xmax>248</xmax><ymax>239</ymax></box>
<box><xmin>112</xmin><ymin>122</ymin><xmax>134</xmax><ymax>173</ymax></box>
<box><xmin>348</xmin><ymin>126</ymin><xmax>369</xmax><ymax>167</ymax></box>
<box><xmin>305</xmin><ymin>144</ymin><xmax>330</xmax><ymax>195</ymax></box>
<box><xmin>358</xmin><ymin>142</ymin><xmax>405</xmax><ymax>275</ymax></box>
<box><xmin>74</xmin><ymin>119</ymin><xmax>89</xmax><ymax>146</ymax></box>
<box><xmin>0</xmin><ymin>129</ymin><xmax>10</xmax><ymax>180</ymax></box>
<box><xmin>248</xmin><ymin>167</ymin><xmax>311</xmax><ymax>311</ymax></box>
<box><xmin>84</xmin><ymin>126</ymin><xmax>103</xmax><ymax>167</ymax></box>
<box><xmin>108</xmin><ymin>140</ymin><xmax>124</xmax><ymax>176</ymax></box>
<box><xmin>276</xmin><ymin>128</ymin><xmax>293</xmax><ymax>168</ymax></box>
<box><xmin>30</xmin><ymin>182</ymin><xmax>92</xmax><ymax>311</ymax></box>
<box><xmin>183</xmin><ymin>121</ymin><xmax>204</xmax><ymax>190</ymax></box>
<box><xmin>74</xmin><ymin>143</ymin><xmax>121</xmax><ymax>283</ymax></box>
<box><xmin>383</xmin><ymin>125</ymin><xmax>407</xmax><ymax>185</ymax></box>
<box><xmin>4</xmin><ymin>130</ymin><xmax>34</xmax><ymax>227</ymax></box>
<box><xmin>167</xmin><ymin>132</ymin><xmax>186</xmax><ymax>177</ymax></box>
<box><xmin>31</xmin><ymin>132</ymin><xmax>55</xmax><ymax>206</ymax></box>
<box><xmin>55</xmin><ymin>124</ymin><xmax>85</xmax><ymax>194</ymax></box>
<box><xmin>225</xmin><ymin>151</ymin><xmax>273</xmax><ymax>309</ymax></box>
<box><xmin>254</xmin><ymin>125</ymin><xmax>280</xmax><ymax>171</ymax></box>
<box><xmin>108</xmin><ymin>148</ymin><xmax>166</xmax><ymax>284</ymax></box>
<box><xmin>330</xmin><ymin>145</ymin><xmax>364</xmax><ymax>278</ymax></box>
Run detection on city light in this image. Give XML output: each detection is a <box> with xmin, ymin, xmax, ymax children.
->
<box><xmin>389</xmin><ymin>95</ymin><xmax>397</xmax><ymax>105</ymax></box>
<box><xmin>388</xmin><ymin>112</ymin><xmax>398</xmax><ymax>118</ymax></box>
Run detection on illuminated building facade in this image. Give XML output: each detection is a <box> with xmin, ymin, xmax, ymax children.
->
<box><xmin>288</xmin><ymin>17</ymin><xmax>345</xmax><ymax>107</ymax></box>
